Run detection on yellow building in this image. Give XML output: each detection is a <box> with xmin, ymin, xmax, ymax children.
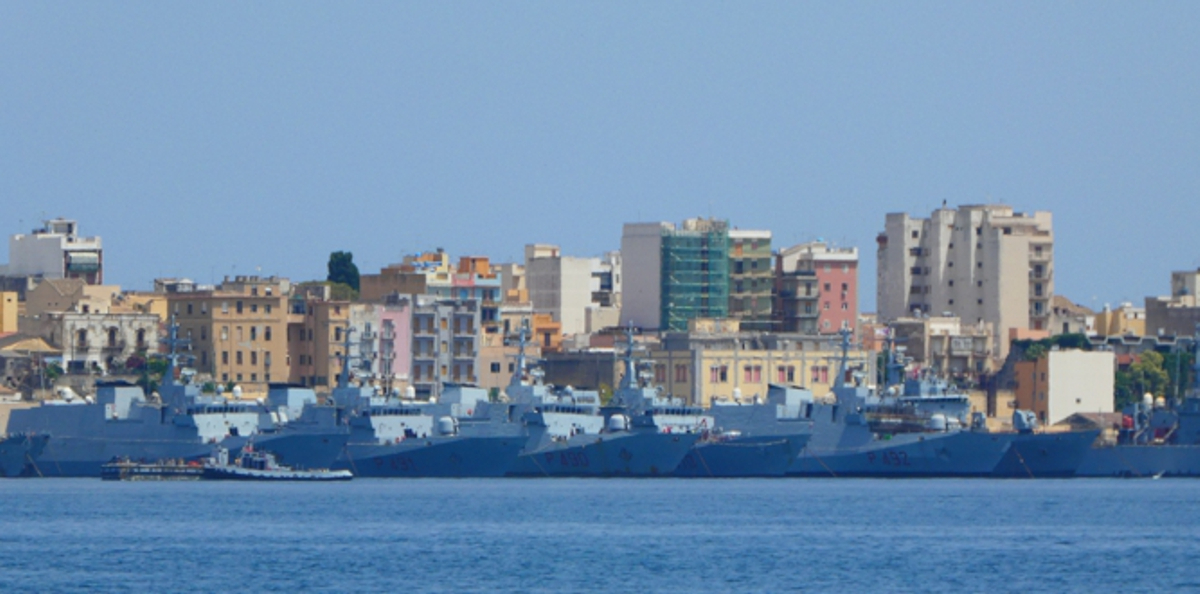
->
<box><xmin>287</xmin><ymin>297</ymin><xmax>350</xmax><ymax>389</ymax></box>
<box><xmin>167</xmin><ymin>276</ymin><xmax>290</xmax><ymax>394</ymax></box>
<box><xmin>646</xmin><ymin>321</ymin><xmax>871</xmax><ymax>407</ymax></box>
<box><xmin>0</xmin><ymin>291</ymin><xmax>17</xmax><ymax>334</ymax></box>
<box><xmin>1093</xmin><ymin>303</ymin><xmax>1146</xmax><ymax>337</ymax></box>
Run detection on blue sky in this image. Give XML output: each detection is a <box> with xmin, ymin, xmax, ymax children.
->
<box><xmin>2</xmin><ymin>3</ymin><xmax>1197</xmax><ymax>312</ymax></box>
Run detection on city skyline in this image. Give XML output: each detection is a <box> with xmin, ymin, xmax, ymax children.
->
<box><xmin>3</xmin><ymin>4</ymin><xmax>1197</xmax><ymax>311</ymax></box>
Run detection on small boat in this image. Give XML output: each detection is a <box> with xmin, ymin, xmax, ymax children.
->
<box><xmin>101</xmin><ymin>458</ymin><xmax>205</xmax><ymax>481</ymax></box>
<box><xmin>203</xmin><ymin>445</ymin><xmax>353</xmax><ymax>481</ymax></box>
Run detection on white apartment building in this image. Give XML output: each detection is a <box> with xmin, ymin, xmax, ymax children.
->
<box><xmin>877</xmin><ymin>204</ymin><xmax>1053</xmax><ymax>360</ymax></box>
<box><xmin>525</xmin><ymin>244</ymin><xmax>615</xmax><ymax>336</ymax></box>
<box><xmin>3</xmin><ymin>218</ymin><xmax>104</xmax><ymax>284</ymax></box>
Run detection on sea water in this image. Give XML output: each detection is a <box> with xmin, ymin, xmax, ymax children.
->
<box><xmin>1</xmin><ymin>478</ymin><xmax>1198</xmax><ymax>593</ymax></box>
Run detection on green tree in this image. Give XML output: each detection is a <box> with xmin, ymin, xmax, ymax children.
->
<box><xmin>327</xmin><ymin>251</ymin><xmax>360</xmax><ymax>292</ymax></box>
<box><xmin>1126</xmin><ymin>351</ymin><xmax>1170</xmax><ymax>404</ymax></box>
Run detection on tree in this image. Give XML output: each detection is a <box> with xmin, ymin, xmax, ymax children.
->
<box><xmin>1120</xmin><ymin>351</ymin><xmax>1171</xmax><ymax>409</ymax></box>
<box><xmin>327</xmin><ymin>251</ymin><xmax>360</xmax><ymax>292</ymax></box>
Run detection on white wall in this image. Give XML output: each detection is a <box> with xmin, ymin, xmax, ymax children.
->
<box><xmin>1047</xmin><ymin>350</ymin><xmax>1114</xmax><ymax>424</ymax></box>
<box><xmin>619</xmin><ymin>223</ymin><xmax>665</xmax><ymax>330</ymax></box>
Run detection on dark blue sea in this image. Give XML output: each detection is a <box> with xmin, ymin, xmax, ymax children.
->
<box><xmin>2</xmin><ymin>478</ymin><xmax>1198</xmax><ymax>593</ymax></box>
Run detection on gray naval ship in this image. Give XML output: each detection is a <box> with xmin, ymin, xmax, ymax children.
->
<box><xmin>328</xmin><ymin>379</ymin><xmax>526</xmax><ymax>478</ymax></box>
<box><xmin>0</xmin><ymin>432</ymin><xmax>48</xmax><ymax>477</ymax></box>
<box><xmin>788</xmin><ymin>329</ymin><xmax>1097</xmax><ymax>478</ymax></box>
<box><xmin>499</xmin><ymin>324</ymin><xmax>698</xmax><ymax>477</ymax></box>
<box><xmin>600</xmin><ymin>331</ymin><xmax>813</xmax><ymax>478</ymax></box>
<box><xmin>324</xmin><ymin>328</ymin><xmax>526</xmax><ymax>478</ymax></box>
<box><xmin>2</xmin><ymin>323</ymin><xmax>347</xmax><ymax>477</ymax></box>
<box><xmin>1077</xmin><ymin>325</ymin><xmax>1200</xmax><ymax>478</ymax></box>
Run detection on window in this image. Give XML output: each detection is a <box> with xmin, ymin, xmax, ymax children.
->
<box><xmin>236</xmin><ymin>351</ymin><xmax>243</xmax><ymax>365</ymax></box>
<box><xmin>335</xmin><ymin>327</ymin><xmax>343</xmax><ymax>342</ymax></box>
<box><xmin>978</xmin><ymin>299</ymin><xmax>983</xmax><ymax>305</ymax></box>
<box><xmin>201</xmin><ymin>303</ymin><xmax>208</xmax><ymax>314</ymax></box>
<box><xmin>975</xmin><ymin>227</ymin><xmax>982</xmax><ymax>236</ymax></box>
<box><xmin>251</xmin><ymin>352</ymin><xmax>257</xmax><ymax>365</ymax></box>
<box><xmin>250</xmin><ymin>326</ymin><xmax>257</xmax><ymax>341</ymax></box>
<box><xmin>841</xmin><ymin>303</ymin><xmax>848</xmax><ymax>310</ymax></box>
<box><xmin>949</xmin><ymin>280</ymin><xmax>955</xmax><ymax>287</ymax></box>
<box><xmin>911</xmin><ymin>230</ymin><xmax>919</xmax><ymax>239</ymax></box>
<box><xmin>491</xmin><ymin>362</ymin><xmax>501</xmax><ymax>373</ymax></box>
<box><xmin>824</xmin><ymin>302</ymin><xmax>830</xmax><ymax>310</ymax></box>
<box><xmin>236</xmin><ymin>301</ymin><xmax>243</xmax><ymax>314</ymax></box>
<box><xmin>251</xmin><ymin>304</ymin><xmax>258</xmax><ymax>313</ymax></box>
<box><xmin>222</xmin><ymin>351</ymin><xmax>229</xmax><ymax>365</ymax></box>
<box><xmin>251</xmin><ymin>373</ymin><xmax>257</xmax><ymax>382</ymax></box>
<box><xmin>187</xmin><ymin>303</ymin><xmax>193</xmax><ymax>315</ymax></box>
<box><xmin>264</xmin><ymin>304</ymin><xmax>272</xmax><ymax>314</ymax></box>
<box><xmin>977</xmin><ymin>281</ymin><xmax>983</xmax><ymax>287</ymax></box>
<box><xmin>200</xmin><ymin>327</ymin><xmax>207</xmax><ymax>341</ymax></box>
<box><xmin>674</xmin><ymin>365</ymin><xmax>687</xmax><ymax>383</ymax></box>
<box><xmin>949</xmin><ymin>299</ymin><xmax>955</xmax><ymax>305</ymax></box>
<box><xmin>264</xmin><ymin>327</ymin><xmax>272</xmax><ymax>341</ymax></box>
<box><xmin>221</xmin><ymin>326</ymin><xmax>229</xmax><ymax>341</ymax></box>
<box><xmin>824</xmin><ymin>283</ymin><xmax>831</xmax><ymax>292</ymax></box>
<box><xmin>977</xmin><ymin>261</ymin><xmax>982</xmax><ymax>268</ymax></box>
<box><xmin>222</xmin><ymin>301</ymin><xmax>229</xmax><ymax>314</ymax></box>
<box><xmin>655</xmin><ymin>365</ymin><xmax>666</xmax><ymax>384</ymax></box>
<box><xmin>237</xmin><ymin>373</ymin><xmax>243</xmax><ymax>382</ymax></box>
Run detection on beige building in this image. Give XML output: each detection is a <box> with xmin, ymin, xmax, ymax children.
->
<box><xmin>167</xmin><ymin>276</ymin><xmax>290</xmax><ymax>392</ymax></box>
<box><xmin>1145</xmin><ymin>269</ymin><xmax>1200</xmax><ymax>338</ymax></box>
<box><xmin>728</xmin><ymin>229</ymin><xmax>773</xmax><ymax>330</ymax></box>
<box><xmin>889</xmin><ymin>316</ymin><xmax>995</xmax><ymax>377</ymax></box>
<box><xmin>287</xmin><ymin>297</ymin><xmax>350</xmax><ymax>389</ymax></box>
<box><xmin>0</xmin><ymin>291</ymin><xmax>17</xmax><ymax>334</ymax></box>
<box><xmin>648</xmin><ymin>319</ymin><xmax>871</xmax><ymax>407</ymax></box>
<box><xmin>1093</xmin><ymin>303</ymin><xmax>1145</xmax><ymax>337</ymax></box>
<box><xmin>877</xmin><ymin>204</ymin><xmax>1054</xmax><ymax>361</ymax></box>
<box><xmin>23</xmin><ymin>279</ymin><xmax>120</xmax><ymax>318</ymax></box>
<box><xmin>1014</xmin><ymin>349</ymin><xmax>1114</xmax><ymax>425</ymax></box>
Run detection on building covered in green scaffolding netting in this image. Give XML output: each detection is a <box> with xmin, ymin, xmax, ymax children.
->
<box><xmin>659</xmin><ymin>218</ymin><xmax>730</xmax><ymax>331</ymax></box>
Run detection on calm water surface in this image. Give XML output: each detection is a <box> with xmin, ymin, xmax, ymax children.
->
<box><xmin>1</xmin><ymin>478</ymin><xmax>1198</xmax><ymax>593</ymax></box>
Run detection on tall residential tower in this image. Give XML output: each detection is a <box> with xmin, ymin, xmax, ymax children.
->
<box><xmin>876</xmin><ymin>204</ymin><xmax>1053</xmax><ymax>360</ymax></box>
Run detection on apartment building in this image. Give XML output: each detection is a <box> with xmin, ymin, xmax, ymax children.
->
<box><xmin>167</xmin><ymin>276</ymin><xmax>290</xmax><ymax>391</ymax></box>
<box><xmin>2</xmin><ymin>218</ymin><xmax>103</xmax><ymax>284</ymax></box>
<box><xmin>287</xmin><ymin>295</ymin><xmax>350</xmax><ymax>388</ymax></box>
<box><xmin>776</xmin><ymin>242</ymin><xmax>858</xmax><ymax>334</ymax></box>
<box><xmin>728</xmin><ymin>229</ymin><xmax>773</xmax><ymax>331</ymax></box>
<box><xmin>877</xmin><ymin>204</ymin><xmax>1054</xmax><ymax>360</ymax></box>
<box><xmin>620</xmin><ymin>218</ymin><xmax>732</xmax><ymax>331</ymax></box>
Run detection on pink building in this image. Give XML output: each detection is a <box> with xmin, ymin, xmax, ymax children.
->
<box><xmin>776</xmin><ymin>242</ymin><xmax>858</xmax><ymax>334</ymax></box>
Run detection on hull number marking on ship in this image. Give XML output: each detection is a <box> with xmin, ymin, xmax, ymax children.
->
<box><xmin>559</xmin><ymin>451</ymin><xmax>589</xmax><ymax>468</ymax></box>
<box><xmin>866</xmin><ymin>450</ymin><xmax>911</xmax><ymax>466</ymax></box>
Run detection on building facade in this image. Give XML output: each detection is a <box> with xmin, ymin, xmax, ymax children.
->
<box><xmin>3</xmin><ymin>218</ymin><xmax>103</xmax><ymax>284</ymax></box>
<box><xmin>877</xmin><ymin>204</ymin><xmax>1054</xmax><ymax>360</ymax></box>
<box><xmin>728</xmin><ymin>229</ymin><xmax>773</xmax><ymax>331</ymax></box>
<box><xmin>776</xmin><ymin>242</ymin><xmax>858</xmax><ymax>334</ymax></box>
<box><xmin>1013</xmin><ymin>350</ymin><xmax>1114</xmax><ymax>425</ymax></box>
<box><xmin>620</xmin><ymin>218</ymin><xmax>732</xmax><ymax>332</ymax></box>
<box><xmin>525</xmin><ymin>244</ymin><xmax>599</xmax><ymax>336</ymax></box>
<box><xmin>167</xmin><ymin>276</ymin><xmax>290</xmax><ymax>392</ymax></box>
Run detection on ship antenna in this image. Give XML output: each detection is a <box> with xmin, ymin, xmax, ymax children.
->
<box><xmin>337</xmin><ymin>326</ymin><xmax>355</xmax><ymax>389</ymax></box>
<box><xmin>620</xmin><ymin>323</ymin><xmax>637</xmax><ymax>391</ymax></box>
<box><xmin>160</xmin><ymin>314</ymin><xmax>191</xmax><ymax>388</ymax></box>
<box><xmin>509</xmin><ymin>318</ymin><xmax>529</xmax><ymax>388</ymax></box>
<box><xmin>834</xmin><ymin>327</ymin><xmax>852</xmax><ymax>390</ymax></box>
<box><xmin>1193</xmin><ymin>323</ymin><xmax>1200</xmax><ymax>395</ymax></box>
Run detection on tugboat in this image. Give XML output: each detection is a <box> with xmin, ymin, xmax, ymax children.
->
<box><xmin>203</xmin><ymin>444</ymin><xmax>352</xmax><ymax>481</ymax></box>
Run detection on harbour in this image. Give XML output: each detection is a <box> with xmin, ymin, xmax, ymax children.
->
<box><xmin>3</xmin><ymin>478</ymin><xmax>1199</xmax><ymax>593</ymax></box>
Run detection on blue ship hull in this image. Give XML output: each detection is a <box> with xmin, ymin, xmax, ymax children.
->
<box><xmin>1076</xmin><ymin>444</ymin><xmax>1200</xmax><ymax>478</ymax></box>
<box><xmin>672</xmin><ymin>434</ymin><xmax>810</xmax><ymax>478</ymax></box>
<box><xmin>509</xmin><ymin>432</ymin><xmax>699</xmax><ymax>477</ymax></box>
<box><xmin>336</xmin><ymin>435</ymin><xmax>525</xmax><ymax>477</ymax></box>
<box><xmin>991</xmin><ymin>430</ymin><xmax>1100</xmax><ymax>478</ymax></box>
<box><xmin>789</xmin><ymin>431</ymin><xmax>1013</xmax><ymax>477</ymax></box>
<box><xmin>0</xmin><ymin>433</ymin><xmax>48</xmax><ymax>477</ymax></box>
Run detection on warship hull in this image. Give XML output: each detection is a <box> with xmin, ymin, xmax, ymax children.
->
<box><xmin>0</xmin><ymin>433</ymin><xmax>48</xmax><ymax>477</ymax></box>
<box><xmin>1076</xmin><ymin>444</ymin><xmax>1200</xmax><ymax>478</ymax></box>
<box><xmin>336</xmin><ymin>435</ymin><xmax>525</xmax><ymax>477</ymax></box>
<box><xmin>672</xmin><ymin>434</ymin><xmax>810</xmax><ymax>478</ymax></box>
<box><xmin>788</xmin><ymin>431</ymin><xmax>1013</xmax><ymax>477</ymax></box>
<box><xmin>509</xmin><ymin>432</ymin><xmax>699</xmax><ymax>477</ymax></box>
<box><xmin>991</xmin><ymin>430</ymin><xmax>1100</xmax><ymax>478</ymax></box>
